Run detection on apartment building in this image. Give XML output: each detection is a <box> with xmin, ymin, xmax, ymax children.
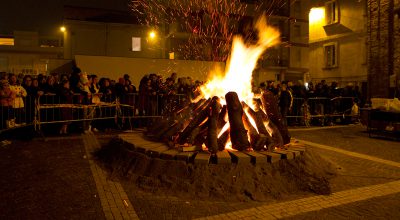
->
<box><xmin>307</xmin><ymin>0</ymin><xmax>368</xmax><ymax>88</ymax></box>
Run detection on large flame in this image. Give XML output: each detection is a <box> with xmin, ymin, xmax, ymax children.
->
<box><xmin>199</xmin><ymin>16</ymin><xmax>280</xmax><ymax>108</ymax></box>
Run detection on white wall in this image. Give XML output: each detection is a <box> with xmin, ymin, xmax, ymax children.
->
<box><xmin>75</xmin><ymin>55</ymin><xmax>225</xmax><ymax>86</ymax></box>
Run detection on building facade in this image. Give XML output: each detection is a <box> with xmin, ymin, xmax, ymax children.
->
<box><xmin>0</xmin><ymin>31</ymin><xmax>67</xmax><ymax>74</ymax></box>
<box><xmin>63</xmin><ymin>2</ymin><xmax>310</xmax><ymax>85</ymax></box>
<box><xmin>307</xmin><ymin>0</ymin><xmax>368</xmax><ymax>87</ymax></box>
<box><xmin>255</xmin><ymin>0</ymin><xmax>310</xmax><ymax>84</ymax></box>
<box><xmin>367</xmin><ymin>0</ymin><xmax>400</xmax><ymax>98</ymax></box>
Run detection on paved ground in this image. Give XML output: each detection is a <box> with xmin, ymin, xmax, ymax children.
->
<box><xmin>1</xmin><ymin>124</ymin><xmax>400</xmax><ymax>219</ymax></box>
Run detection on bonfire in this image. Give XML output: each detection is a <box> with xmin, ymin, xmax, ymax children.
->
<box><xmin>148</xmin><ymin>16</ymin><xmax>290</xmax><ymax>154</ymax></box>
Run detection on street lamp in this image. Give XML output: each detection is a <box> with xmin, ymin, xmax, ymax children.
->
<box><xmin>309</xmin><ymin>8</ymin><xmax>325</xmax><ymax>25</ymax></box>
<box><xmin>60</xmin><ymin>26</ymin><xmax>66</xmax><ymax>32</ymax></box>
<box><xmin>149</xmin><ymin>30</ymin><xmax>156</xmax><ymax>40</ymax></box>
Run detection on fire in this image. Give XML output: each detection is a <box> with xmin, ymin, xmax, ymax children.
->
<box><xmin>194</xmin><ymin>16</ymin><xmax>281</xmax><ymax>152</ymax></box>
<box><xmin>199</xmin><ymin>15</ymin><xmax>280</xmax><ymax>109</ymax></box>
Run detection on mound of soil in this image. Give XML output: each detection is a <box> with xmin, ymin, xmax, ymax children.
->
<box><xmin>95</xmin><ymin>138</ymin><xmax>337</xmax><ymax>202</ymax></box>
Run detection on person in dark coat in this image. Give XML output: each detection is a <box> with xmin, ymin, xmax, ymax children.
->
<box><xmin>279</xmin><ymin>83</ymin><xmax>293</xmax><ymax>127</ymax></box>
<box><xmin>58</xmin><ymin>80</ymin><xmax>74</xmax><ymax>134</ymax></box>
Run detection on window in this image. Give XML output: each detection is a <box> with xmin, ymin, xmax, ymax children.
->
<box><xmin>324</xmin><ymin>42</ymin><xmax>338</xmax><ymax>68</ymax></box>
<box><xmin>132</xmin><ymin>37</ymin><xmax>141</xmax><ymax>51</ymax></box>
<box><xmin>0</xmin><ymin>38</ymin><xmax>14</xmax><ymax>46</ymax></box>
<box><xmin>325</xmin><ymin>0</ymin><xmax>339</xmax><ymax>25</ymax></box>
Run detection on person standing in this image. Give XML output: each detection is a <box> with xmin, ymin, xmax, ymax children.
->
<box><xmin>58</xmin><ymin>80</ymin><xmax>74</xmax><ymax>134</ymax></box>
<box><xmin>9</xmin><ymin>74</ymin><xmax>27</xmax><ymax>125</ymax></box>
<box><xmin>279</xmin><ymin>83</ymin><xmax>293</xmax><ymax>127</ymax></box>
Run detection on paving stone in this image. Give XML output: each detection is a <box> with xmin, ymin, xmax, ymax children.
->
<box><xmin>216</xmin><ymin>150</ymin><xmax>232</xmax><ymax>164</ymax></box>
<box><xmin>243</xmin><ymin>151</ymin><xmax>268</xmax><ymax>164</ymax></box>
<box><xmin>285</xmin><ymin>149</ymin><xmax>301</xmax><ymax>158</ymax></box>
<box><xmin>147</xmin><ymin>145</ymin><xmax>170</xmax><ymax>158</ymax></box>
<box><xmin>257</xmin><ymin>151</ymin><xmax>281</xmax><ymax>163</ymax></box>
<box><xmin>160</xmin><ymin>149</ymin><xmax>180</xmax><ymax>160</ymax></box>
<box><xmin>176</xmin><ymin>152</ymin><xmax>197</xmax><ymax>163</ymax></box>
<box><xmin>135</xmin><ymin>143</ymin><xmax>164</xmax><ymax>154</ymax></box>
<box><xmin>272</xmin><ymin>149</ymin><xmax>293</xmax><ymax>159</ymax></box>
<box><xmin>194</xmin><ymin>151</ymin><xmax>211</xmax><ymax>164</ymax></box>
<box><xmin>227</xmin><ymin>150</ymin><xmax>252</xmax><ymax>164</ymax></box>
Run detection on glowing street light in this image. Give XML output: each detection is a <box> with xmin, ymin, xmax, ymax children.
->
<box><xmin>60</xmin><ymin>26</ymin><xmax>66</xmax><ymax>32</ymax></box>
<box><xmin>149</xmin><ymin>31</ymin><xmax>156</xmax><ymax>39</ymax></box>
<box><xmin>309</xmin><ymin>8</ymin><xmax>325</xmax><ymax>25</ymax></box>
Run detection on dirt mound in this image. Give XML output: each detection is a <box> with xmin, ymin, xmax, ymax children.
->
<box><xmin>95</xmin><ymin>138</ymin><xmax>337</xmax><ymax>202</ymax></box>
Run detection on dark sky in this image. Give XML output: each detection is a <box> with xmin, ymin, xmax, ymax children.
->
<box><xmin>0</xmin><ymin>0</ymin><xmax>130</xmax><ymax>35</ymax></box>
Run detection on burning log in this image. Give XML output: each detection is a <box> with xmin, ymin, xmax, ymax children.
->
<box><xmin>193</xmin><ymin>126</ymin><xmax>208</xmax><ymax>148</ymax></box>
<box><xmin>217</xmin><ymin>105</ymin><xmax>227</xmax><ymax>129</ymax></box>
<box><xmin>207</xmin><ymin>97</ymin><xmax>222</xmax><ymax>154</ymax></box>
<box><xmin>217</xmin><ymin>128</ymin><xmax>229</xmax><ymax>151</ymax></box>
<box><xmin>225</xmin><ymin>92</ymin><xmax>250</xmax><ymax>151</ymax></box>
<box><xmin>177</xmin><ymin>99</ymin><xmax>211</xmax><ymax>144</ymax></box>
<box><xmin>151</xmin><ymin>99</ymin><xmax>206</xmax><ymax>140</ymax></box>
<box><xmin>242</xmin><ymin>102</ymin><xmax>269</xmax><ymax>136</ymax></box>
<box><xmin>242</xmin><ymin>111</ymin><xmax>266</xmax><ymax>151</ymax></box>
<box><xmin>261</xmin><ymin>91</ymin><xmax>291</xmax><ymax>145</ymax></box>
<box><xmin>252</xmin><ymin>99</ymin><xmax>283</xmax><ymax>148</ymax></box>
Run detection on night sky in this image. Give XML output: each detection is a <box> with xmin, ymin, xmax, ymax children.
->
<box><xmin>0</xmin><ymin>0</ymin><xmax>130</xmax><ymax>35</ymax></box>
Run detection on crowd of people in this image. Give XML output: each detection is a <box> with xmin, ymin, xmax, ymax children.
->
<box><xmin>0</xmin><ymin>68</ymin><xmax>204</xmax><ymax>133</ymax></box>
<box><xmin>1</xmin><ymin>66</ymin><xmax>365</xmax><ymax>138</ymax></box>
<box><xmin>258</xmin><ymin>80</ymin><xmax>363</xmax><ymax>126</ymax></box>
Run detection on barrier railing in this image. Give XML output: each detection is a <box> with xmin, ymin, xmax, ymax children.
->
<box><xmin>287</xmin><ymin>97</ymin><xmax>358</xmax><ymax>126</ymax></box>
<box><xmin>0</xmin><ymin>94</ymin><xmax>357</xmax><ymax>133</ymax></box>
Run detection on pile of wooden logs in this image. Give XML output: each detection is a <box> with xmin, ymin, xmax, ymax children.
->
<box><xmin>147</xmin><ymin>91</ymin><xmax>291</xmax><ymax>153</ymax></box>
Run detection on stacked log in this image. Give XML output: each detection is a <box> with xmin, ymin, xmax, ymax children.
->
<box><xmin>261</xmin><ymin>91</ymin><xmax>291</xmax><ymax>145</ymax></box>
<box><xmin>225</xmin><ymin>92</ymin><xmax>250</xmax><ymax>151</ymax></box>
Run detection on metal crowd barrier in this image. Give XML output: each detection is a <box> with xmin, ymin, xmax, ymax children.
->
<box><xmin>0</xmin><ymin>93</ymin><xmax>189</xmax><ymax>132</ymax></box>
<box><xmin>287</xmin><ymin>97</ymin><xmax>357</xmax><ymax>126</ymax></box>
<box><xmin>0</xmin><ymin>94</ymin><xmax>357</xmax><ymax>133</ymax></box>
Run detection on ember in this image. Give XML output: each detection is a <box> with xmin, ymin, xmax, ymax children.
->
<box><xmin>147</xmin><ymin>16</ymin><xmax>290</xmax><ymax>152</ymax></box>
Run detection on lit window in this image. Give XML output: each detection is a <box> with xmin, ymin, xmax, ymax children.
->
<box><xmin>132</xmin><ymin>37</ymin><xmax>141</xmax><ymax>51</ymax></box>
<box><xmin>324</xmin><ymin>42</ymin><xmax>338</xmax><ymax>68</ymax></box>
<box><xmin>325</xmin><ymin>0</ymin><xmax>339</xmax><ymax>25</ymax></box>
<box><xmin>0</xmin><ymin>38</ymin><xmax>14</xmax><ymax>46</ymax></box>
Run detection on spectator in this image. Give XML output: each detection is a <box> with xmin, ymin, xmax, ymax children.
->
<box><xmin>89</xmin><ymin>75</ymin><xmax>101</xmax><ymax>104</ymax></box>
<box><xmin>99</xmin><ymin>78</ymin><xmax>113</xmax><ymax>102</ymax></box>
<box><xmin>22</xmin><ymin>75</ymin><xmax>32</xmax><ymax>90</ymax></box>
<box><xmin>21</xmin><ymin>75</ymin><xmax>36</xmax><ymax>123</ymax></box>
<box><xmin>9</xmin><ymin>74</ymin><xmax>27</xmax><ymax>125</ymax></box>
<box><xmin>279</xmin><ymin>83</ymin><xmax>293</xmax><ymax>127</ymax></box>
<box><xmin>123</xmin><ymin>74</ymin><xmax>132</xmax><ymax>86</ymax></box>
<box><xmin>58</xmin><ymin>80</ymin><xmax>74</xmax><ymax>134</ymax></box>
<box><xmin>0</xmin><ymin>80</ymin><xmax>15</xmax><ymax>130</ymax></box>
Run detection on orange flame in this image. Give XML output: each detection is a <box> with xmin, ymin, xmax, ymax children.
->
<box><xmin>218</xmin><ymin>122</ymin><xmax>230</xmax><ymax>138</ymax></box>
<box><xmin>199</xmin><ymin>16</ymin><xmax>280</xmax><ymax>109</ymax></box>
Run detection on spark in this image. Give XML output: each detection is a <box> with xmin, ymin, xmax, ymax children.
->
<box><xmin>130</xmin><ymin>0</ymin><xmax>289</xmax><ymax>62</ymax></box>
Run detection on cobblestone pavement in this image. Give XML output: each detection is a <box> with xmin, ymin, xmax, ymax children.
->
<box><xmin>82</xmin><ymin>134</ymin><xmax>139</xmax><ymax>220</ymax></box>
<box><xmin>2</xmin><ymin>125</ymin><xmax>400</xmax><ymax>219</ymax></box>
<box><xmin>197</xmin><ymin>125</ymin><xmax>400</xmax><ymax>219</ymax></box>
<box><xmin>0</xmin><ymin>137</ymin><xmax>104</xmax><ymax>219</ymax></box>
<box><xmin>290</xmin><ymin>125</ymin><xmax>400</xmax><ymax>162</ymax></box>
